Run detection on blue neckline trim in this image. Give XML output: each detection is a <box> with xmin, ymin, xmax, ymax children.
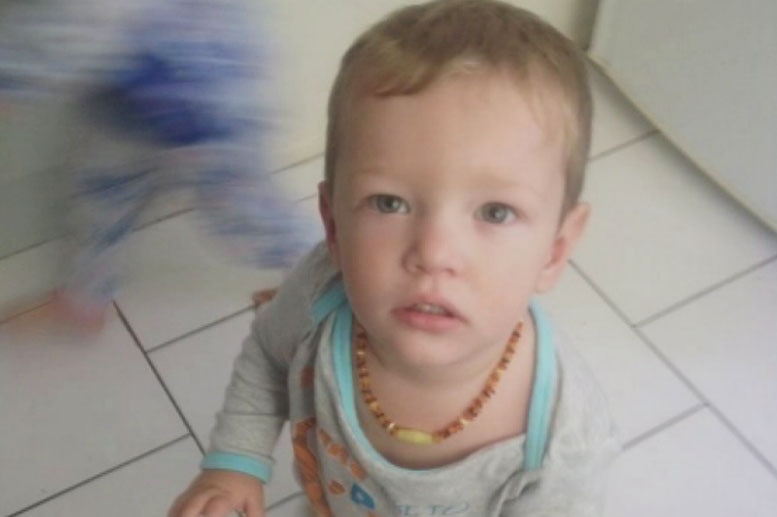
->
<box><xmin>312</xmin><ymin>281</ymin><xmax>348</xmax><ymax>324</ymax></box>
<box><xmin>522</xmin><ymin>301</ymin><xmax>558</xmax><ymax>470</ymax></box>
<box><xmin>312</xmin><ymin>281</ymin><xmax>557</xmax><ymax>471</ymax></box>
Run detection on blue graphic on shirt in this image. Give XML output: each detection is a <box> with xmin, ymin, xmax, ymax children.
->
<box><xmin>350</xmin><ymin>483</ymin><xmax>376</xmax><ymax>510</ymax></box>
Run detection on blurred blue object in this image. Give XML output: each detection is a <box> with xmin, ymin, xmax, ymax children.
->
<box><xmin>96</xmin><ymin>0</ymin><xmax>263</xmax><ymax>145</ymax></box>
<box><xmin>0</xmin><ymin>0</ymin><xmax>317</xmax><ymax>321</ymax></box>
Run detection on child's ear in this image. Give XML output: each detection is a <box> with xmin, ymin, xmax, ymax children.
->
<box><xmin>318</xmin><ymin>181</ymin><xmax>340</xmax><ymax>268</ymax></box>
<box><xmin>535</xmin><ymin>202</ymin><xmax>590</xmax><ymax>293</ymax></box>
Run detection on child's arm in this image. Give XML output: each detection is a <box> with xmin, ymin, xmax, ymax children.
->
<box><xmin>169</xmin><ymin>243</ymin><xmax>335</xmax><ymax>515</ymax></box>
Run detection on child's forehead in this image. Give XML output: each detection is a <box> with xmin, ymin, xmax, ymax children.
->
<box><xmin>337</xmin><ymin>72</ymin><xmax>568</xmax><ymax>195</ymax></box>
<box><xmin>342</xmin><ymin>69</ymin><xmax>568</xmax><ymax>154</ymax></box>
<box><xmin>345</xmin><ymin>67</ymin><xmax>566</xmax><ymax>133</ymax></box>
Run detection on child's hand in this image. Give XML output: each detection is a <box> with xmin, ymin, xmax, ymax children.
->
<box><xmin>168</xmin><ymin>470</ymin><xmax>265</xmax><ymax>517</ymax></box>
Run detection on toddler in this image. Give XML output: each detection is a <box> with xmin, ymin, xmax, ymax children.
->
<box><xmin>170</xmin><ymin>1</ymin><xmax>618</xmax><ymax>516</ymax></box>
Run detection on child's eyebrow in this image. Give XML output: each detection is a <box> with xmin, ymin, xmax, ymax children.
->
<box><xmin>351</xmin><ymin>165</ymin><xmax>388</xmax><ymax>175</ymax></box>
<box><xmin>466</xmin><ymin>166</ymin><xmax>539</xmax><ymax>188</ymax></box>
<box><xmin>470</xmin><ymin>171</ymin><xmax>524</xmax><ymax>188</ymax></box>
<box><xmin>468</xmin><ymin>171</ymin><xmax>558</xmax><ymax>206</ymax></box>
<box><xmin>345</xmin><ymin>165</ymin><xmax>394</xmax><ymax>182</ymax></box>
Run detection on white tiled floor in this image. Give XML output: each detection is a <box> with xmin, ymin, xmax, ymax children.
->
<box><xmin>2</xmin><ymin>66</ymin><xmax>776</xmax><ymax>517</ymax></box>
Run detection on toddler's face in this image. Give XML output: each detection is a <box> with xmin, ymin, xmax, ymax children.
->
<box><xmin>320</xmin><ymin>71</ymin><xmax>588</xmax><ymax>370</ymax></box>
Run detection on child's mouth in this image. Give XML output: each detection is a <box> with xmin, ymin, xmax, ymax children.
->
<box><xmin>411</xmin><ymin>303</ymin><xmax>451</xmax><ymax>316</ymax></box>
<box><xmin>393</xmin><ymin>300</ymin><xmax>462</xmax><ymax>332</ymax></box>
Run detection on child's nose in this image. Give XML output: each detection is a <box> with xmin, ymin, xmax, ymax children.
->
<box><xmin>403</xmin><ymin>216</ymin><xmax>464</xmax><ymax>276</ymax></box>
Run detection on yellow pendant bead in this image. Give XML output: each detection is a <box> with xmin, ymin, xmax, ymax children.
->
<box><xmin>394</xmin><ymin>427</ymin><xmax>437</xmax><ymax>445</ymax></box>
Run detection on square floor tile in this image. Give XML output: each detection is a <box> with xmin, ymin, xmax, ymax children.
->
<box><xmin>19</xmin><ymin>438</ymin><xmax>200</xmax><ymax>517</ymax></box>
<box><xmin>115</xmin><ymin>215</ymin><xmax>288</xmax><ymax>349</ymax></box>
<box><xmin>0</xmin><ymin>239</ymin><xmax>63</xmax><ymax>318</ymax></box>
<box><xmin>274</xmin><ymin>156</ymin><xmax>324</xmax><ymax>202</ymax></box>
<box><xmin>0</xmin><ymin>306</ymin><xmax>185</xmax><ymax>516</ymax></box>
<box><xmin>605</xmin><ymin>409</ymin><xmax>777</xmax><ymax>517</ymax></box>
<box><xmin>0</xmin><ymin>98</ymin><xmax>79</xmax><ymax>185</ymax></box>
<box><xmin>575</xmin><ymin>134</ymin><xmax>777</xmax><ymax>323</ymax></box>
<box><xmin>642</xmin><ymin>259</ymin><xmax>777</xmax><ymax>468</ymax></box>
<box><xmin>0</xmin><ymin>167</ymin><xmax>66</xmax><ymax>259</ymax></box>
<box><xmin>150</xmin><ymin>312</ymin><xmax>254</xmax><ymax>445</ymax></box>
<box><xmin>541</xmin><ymin>267</ymin><xmax>698</xmax><ymax>443</ymax></box>
<box><xmin>588</xmin><ymin>64</ymin><xmax>653</xmax><ymax>158</ymax></box>
<box><xmin>151</xmin><ymin>312</ymin><xmax>301</xmax><ymax>505</ymax></box>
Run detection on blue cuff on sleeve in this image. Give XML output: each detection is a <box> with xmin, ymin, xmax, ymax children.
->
<box><xmin>200</xmin><ymin>452</ymin><xmax>273</xmax><ymax>484</ymax></box>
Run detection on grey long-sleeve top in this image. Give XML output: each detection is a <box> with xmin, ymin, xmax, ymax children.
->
<box><xmin>203</xmin><ymin>243</ymin><xmax>620</xmax><ymax>516</ymax></box>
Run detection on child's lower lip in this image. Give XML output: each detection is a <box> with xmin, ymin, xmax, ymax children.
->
<box><xmin>392</xmin><ymin>307</ymin><xmax>461</xmax><ymax>332</ymax></box>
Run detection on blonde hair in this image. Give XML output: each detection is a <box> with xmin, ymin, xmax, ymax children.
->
<box><xmin>325</xmin><ymin>0</ymin><xmax>592</xmax><ymax>214</ymax></box>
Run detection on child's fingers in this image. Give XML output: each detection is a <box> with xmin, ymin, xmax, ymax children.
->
<box><xmin>243</xmin><ymin>496</ymin><xmax>265</xmax><ymax>517</ymax></box>
<box><xmin>167</xmin><ymin>489</ymin><xmax>194</xmax><ymax>517</ymax></box>
<box><xmin>200</xmin><ymin>495</ymin><xmax>239</xmax><ymax>517</ymax></box>
<box><xmin>168</xmin><ymin>488</ymin><xmax>220</xmax><ymax>517</ymax></box>
<box><xmin>168</xmin><ymin>494</ymin><xmax>201</xmax><ymax>517</ymax></box>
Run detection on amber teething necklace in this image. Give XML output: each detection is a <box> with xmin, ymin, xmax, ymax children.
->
<box><xmin>354</xmin><ymin>322</ymin><xmax>522</xmax><ymax>445</ymax></box>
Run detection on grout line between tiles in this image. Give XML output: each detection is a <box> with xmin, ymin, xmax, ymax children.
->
<box><xmin>632</xmin><ymin>322</ymin><xmax>777</xmax><ymax>479</ymax></box>
<box><xmin>0</xmin><ymin>238</ymin><xmax>59</xmax><ymax>263</ymax></box>
<box><xmin>270</xmin><ymin>153</ymin><xmax>324</xmax><ymax>176</ymax></box>
<box><xmin>570</xmin><ymin>261</ymin><xmax>777</xmax><ymax>479</ymax></box>
<box><xmin>623</xmin><ymin>403</ymin><xmax>706</xmax><ymax>450</ymax></box>
<box><xmin>0</xmin><ymin>298</ymin><xmax>51</xmax><ymax>326</ymax></box>
<box><xmin>144</xmin><ymin>305</ymin><xmax>255</xmax><ymax>355</ymax></box>
<box><xmin>1</xmin><ymin>152</ymin><xmax>322</xmax><ymax>265</ymax></box>
<box><xmin>702</xmin><ymin>403</ymin><xmax>777</xmax><ymax>479</ymax></box>
<box><xmin>133</xmin><ymin>207</ymin><xmax>194</xmax><ymax>233</ymax></box>
<box><xmin>635</xmin><ymin>254</ymin><xmax>777</xmax><ymax>328</ymax></box>
<box><xmin>266</xmin><ymin>492</ymin><xmax>306</xmax><ymax>512</ymax></box>
<box><xmin>588</xmin><ymin>129</ymin><xmax>658</xmax><ymax>163</ymax></box>
<box><xmin>569</xmin><ymin>261</ymin><xmax>637</xmax><ymax>330</ymax></box>
<box><xmin>113</xmin><ymin>301</ymin><xmax>205</xmax><ymax>454</ymax></box>
<box><xmin>0</xmin><ymin>206</ymin><xmax>194</xmax><ymax>265</ymax></box>
<box><xmin>6</xmin><ymin>435</ymin><xmax>189</xmax><ymax>517</ymax></box>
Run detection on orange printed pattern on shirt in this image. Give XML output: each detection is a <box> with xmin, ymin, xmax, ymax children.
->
<box><xmin>292</xmin><ymin>418</ymin><xmax>382</xmax><ymax>517</ymax></box>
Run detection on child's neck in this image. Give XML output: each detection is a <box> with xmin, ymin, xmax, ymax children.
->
<box><xmin>354</xmin><ymin>317</ymin><xmax>537</xmax><ymax>469</ymax></box>
<box><xmin>369</xmin><ymin>337</ymin><xmax>507</xmax><ymax>390</ymax></box>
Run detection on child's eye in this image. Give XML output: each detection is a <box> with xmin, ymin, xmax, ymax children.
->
<box><xmin>477</xmin><ymin>203</ymin><xmax>517</xmax><ymax>224</ymax></box>
<box><xmin>369</xmin><ymin>194</ymin><xmax>410</xmax><ymax>214</ymax></box>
